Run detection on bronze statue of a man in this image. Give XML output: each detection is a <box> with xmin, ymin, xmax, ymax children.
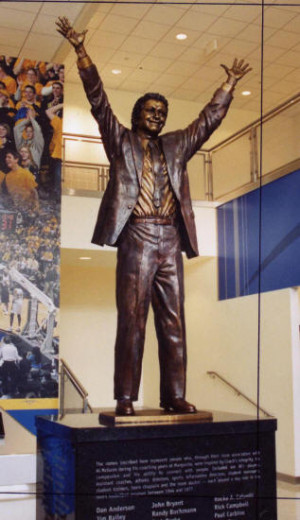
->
<box><xmin>57</xmin><ymin>17</ymin><xmax>251</xmax><ymax>416</ymax></box>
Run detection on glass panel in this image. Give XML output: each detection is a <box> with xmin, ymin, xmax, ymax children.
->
<box><xmin>64</xmin><ymin>138</ymin><xmax>109</xmax><ymax>165</ymax></box>
<box><xmin>260</xmin><ymin>4</ymin><xmax>300</xmax><ymax>503</ymax></box>
<box><xmin>63</xmin><ymin>164</ymin><xmax>101</xmax><ymax>191</ymax></box>
<box><xmin>261</xmin><ymin>103</ymin><xmax>300</xmax><ymax>176</ymax></box>
<box><xmin>188</xmin><ymin>153</ymin><xmax>206</xmax><ymax>200</ymax></box>
<box><xmin>60</xmin><ymin>372</ymin><xmax>86</xmax><ymax>414</ymax></box>
<box><xmin>212</xmin><ymin>134</ymin><xmax>252</xmax><ymax>199</ymax></box>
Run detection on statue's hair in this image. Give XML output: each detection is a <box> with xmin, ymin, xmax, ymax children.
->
<box><xmin>131</xmin><ymin>92</ymin><xmax>168</xmax><ymax>132</ymax></box>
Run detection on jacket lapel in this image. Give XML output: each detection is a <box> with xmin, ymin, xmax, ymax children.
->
<box><xmin>161</xmin><ymin>137</ymin><xmax>180</xmax><ymax>200</ymax></box>
<box><xmin>129</xmin><ymin>131</ymin><xmax>143</xmax><ymax>186</ymax></box>
<box><xmin>129</xmin><ymin>131</ymin><xmax>181</xmax><ymax>198</ymax></box>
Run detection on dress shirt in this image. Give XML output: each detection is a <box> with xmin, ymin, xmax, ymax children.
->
<box><xmin>133</xmin><ymin>138</ymin><xmax>177</xmax><ymax>218</ymax></box>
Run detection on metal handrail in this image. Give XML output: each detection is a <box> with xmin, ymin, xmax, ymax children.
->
<box><xmin>62</xmin><ymin>159</ymin><xmax>110</xmax><ymax>192</ymax></box>
<box><xmin>62</xmin><ymin>92</ymin><xmax>300</xmax><ymax>156</ymax></box>
<box><xmin>202</xmin><ymin>92</ymin><xmax>300</xmax><ymax>155</ymax></box>
<box><xmin>61</xmin><ymin>92</ymin><xmax>300</xmax><ymax>201</ymax></box>
<box><xmin>207</xmin><ymin>371</ymin><xmax>272</xmax><ymax>418</ymax></box>
<box><xmin>59</xmin><ymin>358</ymin><xmax>93</xmax><ymax>417</ymax></box>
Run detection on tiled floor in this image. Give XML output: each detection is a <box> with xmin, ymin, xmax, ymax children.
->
<box><xmin>0</xmin><ymin>481</ymin><xmax>300</xmax><ymax>519</ymax></box>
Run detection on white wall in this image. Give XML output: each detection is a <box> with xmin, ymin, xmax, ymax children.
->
<box><xmin>60</xmin><ymin>258</ymin><xmax>118</xmax><ymax>409</ymax></box>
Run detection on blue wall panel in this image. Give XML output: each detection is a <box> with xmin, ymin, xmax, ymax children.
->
<box><xmin>218</xmin><ymin>169</ymin><xmax>300</xmax><ymax>300</ymax></box>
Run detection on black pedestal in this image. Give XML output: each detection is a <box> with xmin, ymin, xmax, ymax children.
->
<box><xmin>36</xmin><ymin>411</ymin><xmax>277</xmax><ymax>520</ymax></box>
<box><xmin>0</xmin><ymin>412</ymin><xmax>4</xmax><ymax>438</ymax></box>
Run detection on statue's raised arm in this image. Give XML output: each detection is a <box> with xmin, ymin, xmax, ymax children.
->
<box><xmin>55</xmin><ymin>15</ymin><xmax>122</xmax><ymax>158</ymax></box>
<box><xmin>221</xmin><ymin>58</ymin><xmax>252</xmax><ymax>87</ymax></box>
<box><xmin>56</xmin><ymin>17</ymin><xmax>88</xmax><ymax>57</ymax></box>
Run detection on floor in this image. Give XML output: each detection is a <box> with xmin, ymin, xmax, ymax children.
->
<box><xmin>0</xmin><ymin>481</ymin><xmax>300</xmax><ymax>519</ymax></box>
<box><xmin>277</xmin><ymin>481</ymin><xmax>300</xmax><ymax>520</ymax></box>
<box><xmin>0</xmin><ymin>484</ymin><xmax>36</xmax><ymax>520</ymax></box>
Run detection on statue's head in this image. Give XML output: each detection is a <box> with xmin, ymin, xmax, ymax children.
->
<box><xmin>131</xmin><ymin>92</ymin><xmax>168</xmax><ymax>137</ymax></box>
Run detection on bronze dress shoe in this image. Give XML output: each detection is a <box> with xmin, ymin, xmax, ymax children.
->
<box><xmin>161</xmin><ymin>398</ymin><xmax>197</xmax><ymax>414</ymax></box>
<box><xmin>115</xmin><ymin>399</ymin><xmax>135</xmax><ymax>416</ymax></box>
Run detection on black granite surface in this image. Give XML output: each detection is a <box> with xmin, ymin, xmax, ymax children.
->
<box><xmin>36</xmin><ymin>410</ymin><xmax>277</xmax><ymax>443</ymax></box>
<box><xmin>0</xmin><ymin>412</ymin><xmax>4</xmax><ymax>438</ymax></box>
<box><xmin>36</xmin><ymin>411</ymin><xmax>277</xmax><ymax>520</ymax></box>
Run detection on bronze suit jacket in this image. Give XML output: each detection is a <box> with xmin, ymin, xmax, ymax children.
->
<box><xmin>79</xmin><ymin>64</ymin><xmax>233</xmax><ymax>259</ymax></box>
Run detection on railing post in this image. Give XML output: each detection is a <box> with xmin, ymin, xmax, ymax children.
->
<box><xmin>249</xmin><ymin>127</ymin><xmax>259</xmax><ymax>183</ymax></box>
<box><xmin>97</xmin><ymin>167</ymin><xmax>101</xmax><ymax>192</ymax></box>
<box><xmin>59</xmin><ymin>367</ymin><xmax>65</xmax><ymax>418</ymax></box>
<box><xmin>62</xmin><ymin>137</ymin><xmax>66</xmax><ymax>183</ymax></box>
<box><xmin>204</xmin><ymin>152</ymin><xmax>213</xmax><ymax>201</ymax></box>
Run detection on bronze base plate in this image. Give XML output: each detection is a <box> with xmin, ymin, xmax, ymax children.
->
<box><xmin>99</xmin><ymin>408</ymin><xmax>213</xmax><ymax>427</ymax></box>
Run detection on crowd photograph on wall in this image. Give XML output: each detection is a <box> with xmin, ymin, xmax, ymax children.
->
<box><xmin>0</xmin><ymin>56</ymin><xmax>62</xmax><ymax>400</ymax></box>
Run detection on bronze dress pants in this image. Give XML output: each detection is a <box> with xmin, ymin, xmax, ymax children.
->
<box><xmin>114</xmin><ymin>220</ymin><xmax>187</xmax><ymax>404</ymax></box>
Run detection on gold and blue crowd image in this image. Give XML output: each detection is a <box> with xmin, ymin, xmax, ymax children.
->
<box><xmin>0</xmin><ymin>55</ymin><xmax>62</xmax><ymax>424</ymax></box>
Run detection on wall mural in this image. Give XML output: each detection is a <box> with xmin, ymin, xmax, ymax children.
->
<box><xmin>0</xmin><ymin>56</ymin><xmax>63</xmax><ymax>431</ymax></box>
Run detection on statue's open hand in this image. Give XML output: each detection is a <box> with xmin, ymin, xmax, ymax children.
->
<box><xmin>221</xmin><ymin>58</ymin><xmax>252</xmax><ymax>83</ymax></box>
<box><xmin>56</xmin><ymin>16</ymin><xmax>87</xmax><ymax>48</ymax></box>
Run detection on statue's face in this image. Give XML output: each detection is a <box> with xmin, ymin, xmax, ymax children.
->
<box><xmin>137</xmin><ymin>99</ymin><xmax>167</xmax><ymax>137</ymax></box>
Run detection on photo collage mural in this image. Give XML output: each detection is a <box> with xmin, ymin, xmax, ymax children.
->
<box><xmin>0</xmin><ymin>56</ymin><xmax>62</xmax><ymax>425</ymax></box>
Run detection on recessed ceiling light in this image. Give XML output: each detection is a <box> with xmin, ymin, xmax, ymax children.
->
<box><xmin>112</xmin><ymin>69</ymin><xmax>122</xmax><ymax>75</ymax></box>
<box><xmin>242</xmin><ymin>90</ymin><xmax>251</xmax><ymax>96</ymax></box>
<box><xmin>176</xmin><ymin>33</ymin><xmax>187</xmax><ymax>41</ymax></box>
<box><xmin>79</xmin><ymin>257</ymin><xmax>91</xmax><ymax>260</ymax></box>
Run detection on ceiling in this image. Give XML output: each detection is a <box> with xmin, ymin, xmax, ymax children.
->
<box><xmin>0</xmin><ymin>0</ymin><xmax>300</xmax><ymax>114</ymax></box>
